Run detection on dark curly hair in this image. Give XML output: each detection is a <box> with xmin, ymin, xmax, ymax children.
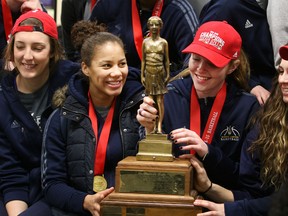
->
<box><xmin>71</xmin><ymin>20</ymin><xmax>107</xmax><ymax>52</ymax></box>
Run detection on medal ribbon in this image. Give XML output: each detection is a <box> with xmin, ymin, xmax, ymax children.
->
<box><xmin>131</xmin><ymin>0</ymin><xmax>164</xmax><ymax>60</ymax></box>
<box><xmin>88</xmin><ymin>92</ymin><xmax>116</xmax><ymax>175</ymax></box>
<box><xmin>91</xmin><ymin>0</ymin><xmax>97</xmax><ymax>11</ymax></box>
<box><xmin>190</xmin><ymin>83</ymin><xmax>227</xmax><ymax>154</ymax></box>
<box><xmin>2</xmin><ymin>0</ymin><xmax>13</xmax><ymax>41</ymax></box>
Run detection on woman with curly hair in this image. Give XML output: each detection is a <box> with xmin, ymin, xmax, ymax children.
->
<box><xmin>186</xmin><ymin>44</ymin><xmax>288</xmax><ymax>216</ymax></box>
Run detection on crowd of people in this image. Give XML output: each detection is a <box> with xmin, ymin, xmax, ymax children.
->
<box><xmin>0</xmin><ymin>0</ymin><xmax>287</xmax><ymax>215</ymax></box>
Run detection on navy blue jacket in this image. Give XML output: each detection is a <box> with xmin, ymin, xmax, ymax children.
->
<box><xmin>61</xmin><ymin>0</ymin><xmax>87</xmax><ymax>61</ymax></box>
<box><xmin>199</xmin><ymin>0</ymin><xmax>276</xmax><ymax>91</ymax></box>
<box><xmin>0</xmin><ymin>60</ymin><xmax>80</xmax><ymax>205</ymax></box>
<box><xmin>225</xmin><ymin>196</ymin><xmax>272</xmax><ymax>216</ymax></box>
<box><xmin>90</xmin><ymin>0</ymin><xmax>199</xmax><ymax>76</ymax></box>
<box><xmin>163</xmin><ymin>76</ymin><xmax>259</xmax><ymax>189</ymax></box>
<box><xmin>223</xmin><ymin>126</ymin><xmax>274</xmax><ymax>216</ymax></box>
<box><xmin>42</xmin><ymin>69</ymin><xmax>144</xmax><ymax>215</ymax></box>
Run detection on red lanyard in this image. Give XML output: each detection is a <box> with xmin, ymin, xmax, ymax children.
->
<box><xmin>88</xmin><ymin>92</ymin><xmax>116</xmax><ymax>175</ymax></box>
<box><xmin>131</xmin><ymin>0</ymin><xmax>164</xmax><ymax>60</ymax></box>
<box><xmin>91</xmin><ymin>0</ymin><xmax>97</xmax><ymax>11</ymax></box>
<box><xmin>190</xmin><ymin>83</ymin><xmax>227</xmax><ymax>154</ymax></box>
<box><xmin>2</xmin><ymin>0</ymin><xmax>13</xmax><ymax>41</ymax></box>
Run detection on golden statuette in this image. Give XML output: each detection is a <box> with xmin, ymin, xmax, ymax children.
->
<box><xmin>137</xmin><ymin>16</ymin><xmax>173</xmax><ymax>162</ymax></box>
<box><xmin>141</xmin><ymin>16</ymin><xmax>170</xmax><ymax>134</ymax></box>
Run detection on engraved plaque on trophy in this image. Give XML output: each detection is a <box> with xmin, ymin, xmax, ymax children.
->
<box><xmin>101</xmin><ymin>157</ymin><xmax>201</xmax><ymax>216</ymax></box>
<box><xmin>100</xmin><ymin>16</ymin><xmax>201</xmax><ymax>216</ymax></box>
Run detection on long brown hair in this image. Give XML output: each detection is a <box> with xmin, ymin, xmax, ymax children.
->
<box><xmin>249</xmin><ymin>76</ymin><xmax>288</xmax><ymax>189</ymax></box>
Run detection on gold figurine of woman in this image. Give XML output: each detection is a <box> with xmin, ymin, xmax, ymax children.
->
<box><xmin>141</xmin><ymin>16</ymin><xmax>170</xmax><ymax>134</ymax></box>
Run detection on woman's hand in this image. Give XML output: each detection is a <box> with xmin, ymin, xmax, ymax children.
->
<box><xmin>83</xmin><ymin>187</ymin><xmax>114</xmax><ymax>216</ymax></box>
<box><xmin>20</xmin><ymin>0</ymin><xmax>43</xmax><ymax>13</ymax></box>
<box><xmin>180</xmin><ymin>154</ymin><xmax>211</xmax><ymax>193</ymax></box>
<box><xmin>250</xmin><ymin>85</ymin><xmax>270</xmax><ymax>106</ymax></box>
<box><xmin>170</xmin><ymin>128</ymin><xmax>208</xmax><ymax>157</ymax></box>
<box><xmin>5</xmin><ymin>200</ymin><xmax>28</xmax><ymax>216</ymax></box>
<box><xmin>136</xmin><ymin>96</ymin><xmax>157</xmax><ymax>133</ymax></box>
<box><xmin>194</xmin><ymin>199</ymin><xmax>225</xmax><ymax>216</ymax></box>
<box><xmin>183</xmin><ymin>154</ymin><xmax>234</xmax><ymax>203</ymax></box>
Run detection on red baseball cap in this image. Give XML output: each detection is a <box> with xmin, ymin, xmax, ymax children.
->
<box><xmin>11</xmin><ymin>9</ymin><xmax>58</xmax><ymax>39</ymax></box>
<box><xmin>279</xmin><ymin>45</ymin><xmax>288</xmax><ymax>61</ymax></box>
<box><xmin>182</xmin><ymin>21</ymin><xmax>242</xmax><ymax>67</ymax></box>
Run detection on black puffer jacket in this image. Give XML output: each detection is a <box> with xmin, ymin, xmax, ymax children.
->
<box><xmin>42</xmin><ymin>70</ymin><xmax>144</xmax><ymax>215</ymax></box>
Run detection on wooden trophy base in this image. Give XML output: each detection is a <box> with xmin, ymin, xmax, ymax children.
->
<box><xmin>101</xmin><ymin>201</ymin><xmax>202</xmax><ymax>216</ymax></box>
<box><xmin>101</xmin><ymin>157</ymin><xmax>202</xmax><ymax>216</ymax></box>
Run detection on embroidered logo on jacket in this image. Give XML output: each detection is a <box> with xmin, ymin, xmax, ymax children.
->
<box><xmin>245</xmin><ymin>19</ymin><xmax>253</xmax><ymax>29</ymax></box>
<box><xmin>11</xmin><ymin>120</ymin><xmax>20</xmax><ymax>128</ymax></box>
<box><xmin>220</xmin><ymin>126</ymin><xmax>240</xmax><ymax>141</ymax></box>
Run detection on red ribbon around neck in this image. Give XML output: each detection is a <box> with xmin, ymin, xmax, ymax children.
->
<box><xmin>190</xmin><ymin>83</ymin><xmax>227</xmax><ymax>154</ymax></box>
<box><xmin>2</xmin><ymin>0</ymin><xmax>13</xmax><ymax>41</ymax></box>
<box><xmin>131</xmin><ymin>0</ymin><xmax>164</xmax><ymax>60</ymax></box>
<box><xmin>88</xmin><ymin>92</ymin><xmax>116</xmax><ymax>175</ymax></box>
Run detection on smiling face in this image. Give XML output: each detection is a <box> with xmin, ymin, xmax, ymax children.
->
<box><xmin>13</xmin><ymin>31</ymin><xmax>51</xmax><ymax>85</ymax></box>
<box><xmin>82</xmin><ymin>41</ymin><xmax>128</xmax><ymax>107</ymax></box>
<box><xmin>278</xmin><ymin>58</ymin><xmax>288</xmax><ymax>103</ymax></box>
<box><xmin>189</xmin><ymin>53</ymin><xmax>235</xmax><ymax>98</ymax></box>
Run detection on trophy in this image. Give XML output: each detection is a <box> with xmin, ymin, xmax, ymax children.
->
<box><xmin>136</xmin><ymin>15</ymin><xmax>173</xmax><ymax>162</ymax></box>
<box><xmin>101</xmin><ymin>16</ymin><xmax>201</xmax><ymax>216</ymax></box>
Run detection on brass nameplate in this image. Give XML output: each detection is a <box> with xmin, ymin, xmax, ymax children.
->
<box><xmin>119</xmin><ymin>170</ymin><xmax>185</xmax><ymax>195</ymax></box>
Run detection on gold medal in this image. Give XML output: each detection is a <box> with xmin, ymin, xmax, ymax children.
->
<box><xmin>93</xmin><ymin>175</ymin><xmax>107</xmax><ymax>192</ymax></box>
